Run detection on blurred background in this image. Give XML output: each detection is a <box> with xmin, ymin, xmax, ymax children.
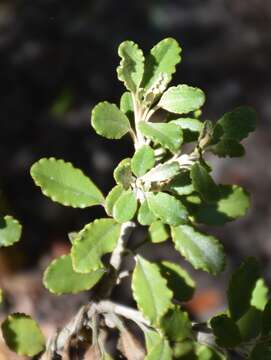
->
<box><xmin>0</xmin><ymin>0</ymin><xmax>271</xmax><ymax>356</ymax></box>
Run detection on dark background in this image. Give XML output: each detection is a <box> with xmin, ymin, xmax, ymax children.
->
<box><xmin>0</xmin><ymin>0</ymin><xmax>271</xmax><ymax>344</ymax></box>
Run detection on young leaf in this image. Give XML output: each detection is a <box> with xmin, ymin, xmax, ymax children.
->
<box><xmin>193</xmin><ymin>185</ymin><xmax>250</xmax><ymax>226</ymax></box>
<box><xmin>117</xmin><ymin>40</ymin><xmax>144</xmax><ymax>93</ymax></box>
<box><xmin>71</xmin><ymin>219</ymin><xmax>121</xmax><ymax>273</ymax></box>
<box><xmin>113</xmin><ymin>189</ymin><xmax>138</xmax><ymax>223</ymax></box>
<box><xmin>0</xmin><ymin>215</ymin><xmax>22</xmax><ymax>247</ymax></box>
<box><xmin>145</xmin><ymin>337</ymin><xmax>172</xmax><ymax>360</ymax></box>
<box><xmin>147</xmin><ymin>192</ymin><xmax>188</xmax><ymax>226</ymax></box>
<box><xmin>105</xmin><ymin>184</ymin><xmax>125</xmax><ymax>216</ymax></box>
<box><xmin>160</xmin><ymin>306</ymin><xmax>192</xmax><ymax>342</ymax></box>
<box><xmin>142</xmin><ymin>162</ymin><xmax>180</xmax><ymax>183</ymax></box>
<box><xmin>158</xmin><ymin>261</ymin><xmax>195</xmax><ymax>302</ymax></box>
<box><xmin>31</xmin><ymin>158</ymin><xmax>104</xmax><ymax>208</ymax></box>
<box><xmin>190</xmin><ymin>163</ymin><xmax>220</xmax><ymax>203</ymax></box>
<box><xmin>142</xmin><ymin>38</ymin><xmax>182</xmax><ymax>91</ymax></box>
<box><xmin>91</xmin><ymin>101</ymin><xmax>131</xmax><ymax>139</ymax></box>
<box><xmin>2</xmin><ymin>313</ymin><xmax>45</xmax><ymax>356</ymax></box>
<box><xmin>138</xmin><ymin>200</ymin><xmax>157</xmax><ymax>226</ymax></box>
<box><xmin>215</xmin><ymin>106</ymin><xmax>257</xmax><ymax>142</ymax></box>
<box><xmin>43</xmin><ymin>254</ymin><xmax>105</xmax><ymax>295</ymax></box>
<box><xmin>131</xmin><ymin>145</ymin><xmax>155</xmax><ymax>177</ymax></box>
<box><xmin>171</xmin><ymin>225</ymin><xmax>225</xmax><ymax>275</ymax></box>
<box><xmin>148</xmin><ymin>221</ymin><xmax>169</xmax><ymax>243</ymax></box>
<box><xmin>138</xmin><ymin>121</ymin><xmax>183</xmax><ymax>153</ymax></box>
<box><xmin>158</xmin><ymin>85</ymin><xmax>205</xmax><ymax>114</ymax></box>
<box><xmin>120</xmin><ymin>91</ymin><xmax>134</xmax><ymax>120</ymax></box>
<box><xmin>113</xmin><ymin>158</ymin><xmax>133</xmax><ymax>189</ymax></box>
<box><xmin>132</xmin><ymin>256</ymin><xmax>172</xmax><ymax>325</ymax></box>
<box><xmin>210</xmin><ymin>314</ymin><xmax>242</xmax><ymax>348</ymax></box>
<box><xmin>227</xmin><ymin>257</ymin><xmax>261</xmax><ymax>321</ymax></box>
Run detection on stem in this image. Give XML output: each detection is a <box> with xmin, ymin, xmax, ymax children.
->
<box><xmin>132</xmin><ymin>93</ymin><xmax>145</xmax><ymax>148</ymax></box>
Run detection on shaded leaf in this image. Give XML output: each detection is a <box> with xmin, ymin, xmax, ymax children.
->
<box><xmin>166</xmin><ymin>171</ymin><xmax>194</xmax><ymax>196</ymax></box>
<box><xmin>132</xmin><ymin>256</ymin><xmax>172</xmax><ymax>325</ymax></box>
<box><xmin>147</xmin><ymin>192</ymin><xmax>188</xmax><ymax>226</ymax></box>
<box><xmin>197</xmin><ymin>345</ymin><xmax>225</xmax><ymax>360</ymax></box>
<box><xmin>138</xmin><ymin>121</ymin><xmax>183</xmax><ymax>153</ymax></box>
<box><xmin>2</xmin><ymin>313</ymin><xmax>45</xmax><ymax>356</ymax></box>
<box><xmin>210</xmin><ymin>314</ymin><xmax>242</xmax><ymax>348</ymax></box>
<box><xmin>91</xmin><ymin>101</ymin><xmax>131</xmax><ymax>139</ymax></box>
<box><xmin>171</xmin><ymin>225</ymin><xmax>225</xmax><ymax>275</ymax></box>
<box><xmin>249</xmin><ymin>343</ymin><xmax>271</xmax><ymax>360</ymax></box>
<box><xmin>160</xmin><ymin>306</ymin><xmax>192</xmax><ymax>342</ymax></box>
<box><xmin>113</xmin><ymin>189</ymin><xmax>138</xmax><ymax>223</ymax></box>
<box><xmin>158</xmin><ymin>260</ymin><xmax>195</xmax><ymax>302</ymax></box>
<box><xmin>158</xmin><ymin>85</ymin><xmax>205</xmax><ymax>114</ymax></box>
<box><xmin>43</xmin><ymin>254</ymin><xmax>105</xmax><ymax>295</ymax></box>
<box><xmin>31</xmin><ymin>158</ymin><xmax>104</xmax><ymax>208</ymax></box>
<box><xmin>237</xmin><ymin>307</ymin><xmax>262</xmax><ymax>341</ymax></box>
<box><xmin>0</xmin><ymin>215</ymin><xmax>22</xmax><ymax>247</ymax></box>
<box><xmin>117</xmin><ymin>41</ymin><xmax>144</xmax><ymax>92</ymax></box>
<box><xmin>131</xmin><ymin>145</ymin><xmax>155</xmax><ymax>177</ymax></box>
<box><xmin>72</xmin><ymin>219</ymin><xmax>121</xmax><ymax>273</ymax></box>
<box><xmin>210</xmin><ymin>139</ymin><xmax>245</xmax><ymax>158</ymax></box>
<box><xmin>262</xmin><ymin>300</ymin><xmax>271</xmax><ymax>337</ymax></box>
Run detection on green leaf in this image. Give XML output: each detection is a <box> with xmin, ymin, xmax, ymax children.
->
<box><xmin>145</xmin><ymin>337</ymin><xmax>172</xmax><ymax>360</ymax></box>
<box><xmin>138</xmin><ymin>121</ymin><xmax>183</xmax><ymax>153</ymax></box>
<box><xmin>91</xmin><ymin>101</ymin><xmax>131</xmax><ymax>139</ymax></box>
<box><xmin>171</xmin><ymin>118</ymin><xmax>203</xmax><ymax>143</ymax></box>
<box><xmin>138</xmin><ymin>200</ymin><xmax>157</xmax><ymax>226</ymax></box>
<box><xmin>237</xmin><ymin>307</ymin><xmax>263</xmax><ymax>341</ymax></box>
<box><xmin>210</xmin><ymin>314</ymin><xmax>242</xmax><ymax>348</ymax></box>
<box><xmin>132</xmin><ymin>256</ymin><xmax>172</xmax><ymax>325</ymax></box>
<box><xmin>249</xmin><ymin>343</ymin><xmax>271</xmax><ymax>360</ymax></box>
<box><xmin>158</xmin><ymin>261</ymin><xmax>195</xmax><ymax>302</ymax></box>
<box><xmin>227</xmin><ymin>257</ymin><xmax>261</xmax><ymax>321</ymax></box>
<box><xmin>210</xmin><ymin>139</ymin><xmax>245</xmax><ymax>158</ymax></box>
<box><xmin>142</xmin><ymin>162</ymin><xmax>180</xmax><ymax>183</ymax></box>
<box><xmin>215</xmin><ymin>106</ymin><xmax>257</xmax><ymax>142</ymax></box>
<box><xmin>147</xmin><ymin>192</ymin><xmax>188</xmax><ymax>226</ymax></box>
<box><xmin>190</xmin><ymin>163</ymin><xmax>220</xmax><ymax>203</ymax></box>
<box><xmin>120</xmin><ymin>91</ymin><xmax>134</xmax><ymax>120</ymax></box>
<box><xmin>166</xmin><ymin>171</ymin><xmax>194</xmax><ymax>196</ymax></box>
<box><xmin>131</xmin><ymin>145</ymin><xmax>155</xmax><ymax>177</ymax></box>
<box><xmin>105</xmin><ymin>184</ymin><xmax>125</xmax><ymax>216</ymax></box>
<box><xmin>262</xmin><ymin>300</ymin><xmax>271</xmax><ymax>336</ymax></box>
<box><xmin>251</xmin><ymin>279</ymin><xmax>269</xmax><ymax>311</ymax></box>
<box><xmin>113</xmin><ymin>158</ymin><xmax>133</xmax><ymax>189</ymax></box>
<box><xmin>113</xmin><ymin>189</ymin><xmax>138</xmax><ymax>223</ymax></box>
<box><xmin>2</xmin><ymin>313</ymin><xmax>45</xmax><ymax>356</ymax></box>
<box><xmin>149</xmin><ymin>221</ymin><xmax>169</xmax><ymax>243</ymax></box>
<box><xmin>197</xmin><ymin>345</ymin><xmax>225</xmax><ymax>360</ymax></box>
<box><xmin>43</xmin><ymin>255</ymin><xmax>105</xmax><ymax>295</ymax></box>
<box><xmin>0</xmin><ymin>215</ymin><xmax>22</xmax><ymax>247</ymax></box>
<box><xmin>117</xmin><ymin>40</ymin><xmax>144</xmax><ymax>92</ymax></box>
<box><xmin>172</xmin><ymin>340</ymin><xmax>197</xmax><ymax>359</ymax></box>
<box><xmin>158</xmin><ymin>85</ymin><xmax>205</xmax><ymax>114</ymax></box>
<box><xmin>31</xmin><ymin>158</ymin><xmax>104</xmax><ymax>208</ymax></box>
<box><xmin>171</xmin><ymin>225</ymin><xmax>225</xmax><ymax>275</ymax></box>
<box><xmin>160</xmin><ymin>306</ymin><xmax>192</xmax><ymax>342</ymax></box>
<box><xmin>71</xmin><ymin>219</ymin><xmax>121</xmax><ymax>273</ymax></box>
<box><xmin>142</xmin><ymin>38</ymin><xmax>182</xmax><ymax>92</ymax></box>
<box><xmin>144</xmin><ymin>329</ymin><xmax>162</xmax><ymax>353</ymax></box>
<box><xmin>193</xmin><ymin>185</ymin><xmax>250</xmax><ymax>226</ymax></box>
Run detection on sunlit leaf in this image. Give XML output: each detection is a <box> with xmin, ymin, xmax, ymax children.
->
<box><xmin>0</xmin><ymin>215</ymin><xmax>22</xmax><ymax>247</ymax></box>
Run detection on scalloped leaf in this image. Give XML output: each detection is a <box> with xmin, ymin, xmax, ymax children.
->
<box><xmin>71</xmin><ymin>219</ymin><xmax>121</xmax><ymax>273</ymax></box>
<box><xmin>190</xmin><ymin>163</ymin><xmax>220</xmax><ymax>203</ymax></box>
<box><xmin>113</xmin><ymin>158</ymin><xmax>133</xmax><ymax>189</ymax></box>
<box><xmin>139</xmin><ymin>121</ymin><xmax>183</xmax><ymax>153</ymax></box>
<box><xmin>31</xmin><ymin>158</ymin><xmax>104</xmax><ymax>208</ymax></box>
<box><xmin>148</xmin><ymin>221</ymin><xmax>169</xmax><ymax>243</ymax></box>
<box><xmin>113</xmin><ymin>189</ymin><xmax>138</xmax><ymax>223</ymax></box>
<box><xmin>227</xmin><ymin>257</ymin><xmax>261</xmax><ymax>321</ymax></box>
<box><xmin>210</xmin><ymin>314</ymin><xmax>242</xmax><ymax>348</ymax></box>
<box><xmin>0</xmin><ymin>215</ymin><xmax>22</xmax><ymax>247</ymax></box>
<box><xmin>171</xmin><ymin>225</ymin><xmax>225</xmax><ymax>274</ymax></box>
<box><xmin>120</xmin><ymin>91</ymin><xmax>134</xmax><ymax>120</ymax></box>
<box><xmin>131</xmin><ymin>145</ymin><xmax>155</xmax><ymax>177</ymax></box>
<box><xmin>158</xmin><ymin>85</ymin><xmax>205</xmax><ymax>114</ymax></box>
<box><xmin>132</xmin><ymin>256</ymin><xmax>172</xmax><ymax>325</ymax></box>
<box><xmin>105</xmin><ymin>184</ymin><xmax>125</xmax><ymax>216</ymax></box>
<box><xmin>142</xmin><ymin>162</ymin><xmax>179</xmax><ymax>183</ymax></box>
<box><xmin>158</xmin><ymin>261</ymin><xmax>195</xmax><ymax>302</ymax></box>
<box><xmin>117</xmin><ymin>40</ymin><xmax>144</xmax><ymax>92</ymax></box>
<box><xmin>2</xmin><ymin>313</ymin><xmax>45</xmax><ymax>356</ymax></box>
<box><xmin>210</xmin><ymin>139</ymin><xmax>245</xmax><ymax>158</ymax></box>
<box><xmin>91</xmin><ymin>101</ymin><xmax>131</xmax><ymax>139</ymax></box>
<box><xmin>142</xmin><ymin>38</ymin><xmax>182</xmax><ymax>92</ymax></box>
<box><xmin>43</xmin><ymin>254</ymin><xmax>105</xmax><ymax>295</ymax></box>
<box><xmin>160</xmin><ymin>306</ymin><xmax>192</xmax><ymax>342</ymax></box>
<box><xmin>147</xmin><ymin>192</ymin><xmax>188</xmax><ymax>226</ymax></box>
<box><xmin>138</xmin><ymin>200</ymin><xmax>157</xmax><ymax>226</ymax></box>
